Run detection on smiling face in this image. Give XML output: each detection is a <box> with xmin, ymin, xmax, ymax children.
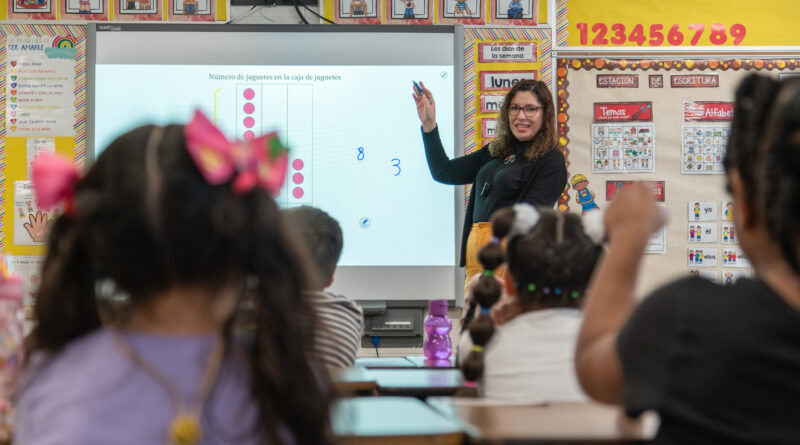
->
<box><xmin>508</xmin><ymin>91</ymin><xmax>543</xmax><ymax>142</ymax></box>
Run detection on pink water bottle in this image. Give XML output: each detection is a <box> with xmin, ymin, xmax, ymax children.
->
<box><xmin>423</xmin><ymin>299</ymin><xmax>452</xmax><ymax>360</ymax></box>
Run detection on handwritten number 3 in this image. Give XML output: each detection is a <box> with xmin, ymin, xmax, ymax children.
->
<box><xmin>392</xmin><ymin>158</ymin><xmax>401</xmax><ymax>176</ymax></box>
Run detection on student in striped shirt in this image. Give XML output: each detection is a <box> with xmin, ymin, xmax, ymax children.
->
<box><xmin>284</xmin><ymin>206</ymin><xmax>364</xmax><ymax>368</ymax></box>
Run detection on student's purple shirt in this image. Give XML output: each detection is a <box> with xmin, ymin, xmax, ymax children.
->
<box><xmin>15</xmin><ymin>328</ymin><xmax>264</xmax><ymax>445</ymax></box>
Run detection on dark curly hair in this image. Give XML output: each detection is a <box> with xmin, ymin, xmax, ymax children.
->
<box><xmin>490</xmin><ymin>79</ymin><xmax>558</xmax><ymax>160</ymax></box>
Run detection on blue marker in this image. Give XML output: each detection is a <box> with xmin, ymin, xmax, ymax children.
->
<box><xmin>413</xmin><ymin>81</ymin><xmax>423</xmax><ymax>94</ymax></box>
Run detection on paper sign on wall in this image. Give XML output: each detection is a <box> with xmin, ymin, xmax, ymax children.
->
<box><xmin>688</xmin><ymin>201</ymin><xmax>717</xmax><ymax>221</ymax></box>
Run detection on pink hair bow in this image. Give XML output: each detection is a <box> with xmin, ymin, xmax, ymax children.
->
<box><xmin>31</xmin><ymin>153</ymin><xmax>80</xmax><ymax>213</ymax></box>
<box><xmin>184</xmin><ymin>110</ymin><xmax>289</xmax><ymax>195</ymax></box>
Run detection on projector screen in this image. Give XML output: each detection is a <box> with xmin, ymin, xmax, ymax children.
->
<box><xmin>88</xmin><ymin>24</ymin><xmax>465</xmax><ymax>301</ymax></box>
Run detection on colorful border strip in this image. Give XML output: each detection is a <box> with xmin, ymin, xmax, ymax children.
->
<box><xmin>556</xmin><ymin>56</ymin><xmax>800</xmax><ymax>211</ymax></box>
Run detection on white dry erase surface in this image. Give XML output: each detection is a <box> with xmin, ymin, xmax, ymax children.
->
<box><xmin>687</xmin><ymin>247</ymin><xmax>717</xmax><ymax>268</ymax></box>
<box><xmin>687</xmin><ymin>222</ymin><xmax>716</xmax><ymax>244</ymax></box>
<box><xmin>688</xmin><ymin>201</ymin><xmax>717</xmax><ymax>222</ymax></box>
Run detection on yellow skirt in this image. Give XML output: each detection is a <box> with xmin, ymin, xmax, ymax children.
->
<box><xmin>465</xmin><ymin>222</ymin><xmax>495</xmax><ymax>292</ymax></box>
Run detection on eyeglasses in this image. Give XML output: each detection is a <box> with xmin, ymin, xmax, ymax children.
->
<box><xmin>508</xmin><ymin>105</ymin><xmax>542</xmax><ymax>116</ymax></box>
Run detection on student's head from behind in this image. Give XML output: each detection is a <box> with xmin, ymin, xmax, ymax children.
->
<box><xmin>283</xmin><ymin>205</ymin><xmax>343</xmax><ymax>290</ymax></box>
<box><xmin>724</xmin><ymin>74</ymin><xmax>800</xmax><ymax>274</ymax></box>
<box><xmin>30</xmin><ymin>118</ymin><xmax>332</xmax><ymax>444</ymax></box>
<box><xmin>461</xmin><ymin>204</ymin><xmax>603</xmax><ymax>384</ymax></box>
<box><xmin>492</xmin><ymin>79</ymin><xmax>557</xmax><ymax>160</ymax></box>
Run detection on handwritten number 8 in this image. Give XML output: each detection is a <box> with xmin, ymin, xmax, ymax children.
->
<box><xmin>357</xmin><ymin>146</ymin><xmax>365</xmax><ymax>161</ymax></box>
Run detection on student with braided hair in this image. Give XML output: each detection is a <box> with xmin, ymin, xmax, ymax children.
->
<box><xmin>460</xmin><ymin>203</ymin><xmax>603</xmax><ymax>402</ymax></box>
<box><xmin>576</xmin><ymin>74</ymin><xmax>800</xmax><ymax>443</ymax></box>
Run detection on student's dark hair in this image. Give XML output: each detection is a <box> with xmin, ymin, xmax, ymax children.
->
<box><xmin>27</xmin><ymin>124</ymin><xmax>333</xmax><ymax>444</ymax></box>
<box><xmin>283</xmin><ymin>205</ymin><xmax>344</xmax><ymax>282</ymax></box>
<box><xmin>460</xmin><ymin>206</ymin><xmax>602</xmax><ymax>389</ymax></box>
<box><xmin>491</xmin><ymin>79</ymin><xmax>558</xmax><ymax>160</ymax></box>
<box><xmin>725</xmin><ymin>74</ymin><xmax>800</xmax><ymax>273</ymax></box>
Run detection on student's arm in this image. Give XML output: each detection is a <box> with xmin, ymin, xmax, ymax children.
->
<box><xmin>519</xmin><ymin>148</ymin><xmax>567</xmax><ymax>207</ymax></box>
<box><xmin>575</xmin><ymin>183</ymin><xmax>664</xmax><ymax>404</ymax></box>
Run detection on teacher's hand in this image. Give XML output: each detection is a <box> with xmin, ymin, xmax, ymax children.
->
<box><xmin>413</xmin><ymin>81</ymin><xmax>437</xmax><ymax>133</ymax></box>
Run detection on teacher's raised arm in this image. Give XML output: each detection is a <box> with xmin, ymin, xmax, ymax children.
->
<box><xmin>414</xmin><ymin>80</ymin><xmax>567</xmax><ymax>290</ymax></box>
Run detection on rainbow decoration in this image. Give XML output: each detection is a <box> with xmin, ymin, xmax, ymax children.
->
<box><xmin>52</xmin><ymin>36</ymin><xmax>76</xmax><ymax>49</ymax></box>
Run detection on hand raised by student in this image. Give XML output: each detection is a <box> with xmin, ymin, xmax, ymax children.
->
<box><xmin>605</xmin><ymin>183</ymin><xmax>665</xmax><ymax>246</ymax></box>
<box><xmin>23</xmin><ymin>210</ymin><xmax>52</xmax><ymax>243</ymax></box>
<box><xmin>412</xmin><ymin>81</ymin><xmax>437</xmax><ymax>133</ymax></box>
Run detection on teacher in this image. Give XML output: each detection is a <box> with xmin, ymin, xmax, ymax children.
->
<box><xmin>414</xmin><ymin>79</ymin><xmax>567</xmax><ymax>283</ymax></box>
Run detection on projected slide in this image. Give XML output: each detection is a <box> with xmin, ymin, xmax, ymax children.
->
<box><xmin>95</xmin><ymin>64</ymin><xmax>456</xmax><ymax>267</ymax></box>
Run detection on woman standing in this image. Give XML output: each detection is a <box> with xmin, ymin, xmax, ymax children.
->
<box><xmin>414</xmin><ymin>79</ymin><xmax>567</xmax><ymax>283</ymax></box>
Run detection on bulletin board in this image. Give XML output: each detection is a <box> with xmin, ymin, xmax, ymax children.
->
<box><xmin>0</xmin><ymin>0</ymin><xmax>228</xmax><ymax>21</ymax></box>
<box><xmin>557</xmin><ymin>57</ymin><xmax>800</xmax><ymax>295</ymax></box>
<box><xmin>0</xmin><ymin>25</ymin><xmax>85</xmax><ymax>319</ymax></box>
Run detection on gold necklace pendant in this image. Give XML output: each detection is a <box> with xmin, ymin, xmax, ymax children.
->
<box><xmin>169</xmin><ymin>414</ymin><xmax>202</xmax><ymax>445</ymax></box>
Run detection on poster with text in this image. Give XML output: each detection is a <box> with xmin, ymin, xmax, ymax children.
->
<box><xmin>6</xmin><ymin>36</ymin><xmax>76</xmax><ymax>137</ymax></box>
<box><xmin>13</xmin><ymin>181</ymin><xmax>60</xmax><ymax>246</ymax></box>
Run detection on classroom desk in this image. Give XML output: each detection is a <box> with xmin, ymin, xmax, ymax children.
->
<box><xmin>354</xmin><ymin>357</ymin><xmax>416</xmax><ymax>368</ymax></box>
<box><xmin>330</xmin><ymin>367</ymin><xmax>378</xmax><ymax>395</ymax></box>
<box><xmin>370</xmin><ymin>369</ymin><xmax>464</xmax><ymax>398</ymax></box>
<box><xmin>406</xmin><ymin>355</ymin><xmax>456</xmax><ymax>368</ymax></box>
<box><xmin>428</xmin><ymin>397</ymin><xmax>659</xmax><ymax>444</ymax></box>
<box><xmin>333</xmin><ymin>397</ymin><xmax>464</xmax><ymax>445</ymax></box>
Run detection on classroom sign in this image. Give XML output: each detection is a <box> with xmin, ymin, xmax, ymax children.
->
<box><xmin>557</xmin><ymin>0</ymin><xmax>800</xmax><ymax>47</ymax></box>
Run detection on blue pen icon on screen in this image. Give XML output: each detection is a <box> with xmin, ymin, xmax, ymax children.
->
<box><xmin>413</xmin><ymin>81</ymin><xmax>423</xmax><ymax>94</ymax></box>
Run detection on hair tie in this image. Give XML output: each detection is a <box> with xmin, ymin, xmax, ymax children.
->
<box><xmin>527</xmin><ymin>283</ymin><xmax>536</xmax><ymax>292</ymax></box>
<box><xmin>581</xmin><ymin>209</ymin><xmax>606</xmax><ymax>245</ymax></box>
<box><xmin>489</xmin><ymin>235</ymin><xmax>501</xmax><ymax>244</ymax></box>
<box><xmin>509</xmin><ymin>203</ymin><xmax>541</xmax><ymax>238</ymax></box>
<box><xmin>554</xmin><ymin>287</ymin><xmax>563</xmax><ymax>295</ymax></box>
<box><xmin>31</xmin><ymin>153</ymin><xmax>80</xmax><ymax>215</ymax></box>
<box><xmin>184</xmin><ymin>110</ymin><xmax>289</xmax><ymax>195</ymax></box>
<box><xmin>480</xmin><ymin>307</ymin><xmax>491</xmax><ymax>315</ymax></box>
<box><xmin>463</xmin><ymin>380</ymin><xmax>477</xmax><ymax>388</ymax></box>
<box><xmin>542</xmin><ymin>287</ymin><xmax>550</xmax><ymax>295</ymax></box>
<box><xmin>481</xmin><ymin>269</ymin><xmax>494</xmax><ymax>277</ymax></box>
<box><xmin>472</xmin><ymin>345</ymin><xmax>484</xmax><ymax>352</ymax></box>
<box><xmin>570</xmin><ymin>290</ymin><xmax>580</xmax><ymax>299</ymax></box>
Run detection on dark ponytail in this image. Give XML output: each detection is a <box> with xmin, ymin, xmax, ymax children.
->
<box><xmin>461</xmin><ymin>208</ymin><xmax>515</xmax><ymax>387</ymax></box>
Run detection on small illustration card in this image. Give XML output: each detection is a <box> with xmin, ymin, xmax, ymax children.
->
<box><xmin>688</xmin><ymin>269</ymin><xmax>718</xmax><ymax>282</ymax></box>
<box><xmin>62</xmin><ymin>0</ymin><xmax>108</xmax><ymax>20</ymax></box>
<box><xmin>687</xmin><ymin>247</ymin><xmax>717</xmax><ymax>268</ymax></box>
<box><xmin>8</xmin><ymin>0</ymin><xmax>56</xmax><ymax>20</ymax></box>
<box><xmin>438</xmin><ymin>0</ymin><xmax>484</xmax><ymax>25</ymax></box>
<box><xmin>721</xmin><ymin>247</ymin><xmax>750</xmax><ymax>268</ymax></box>
<box><xmin>720</xmin><ymin>200</ymin><xmax>734</xmax><ymax>222</ymax></box>
<box><xmin>168</xmin><ymin>0</ymin><xmax>214</xmax><ymax>21</ymax></box>
<box><xmin>336</xmin><ymin>0</ymin><xmax>382</xmax><ymax>23</ymax></box>
<box><xmin>688</xmin><ymin>201</ymin><xmax>717</xmax><ymax>222</ymax></box>
<box><xmin>721</xmin><ymin>269</ymin><xmax>750</xmax><ymax>285</ymax></box>
<box><xmin>489</xmin><ymin>0</ymin><xmax>536</xmax><ymax>25</ymax></box>
<box><xmin>720</xmin><ymin>222</ymin><xmax>737</xmax><ymax>245</ymax></box>
<box><xmin>385</xmin><ymin>0</ymin><xmax>433</xmax><ymax>24</ymax></box>
<box><xmin>687</xmin><ymin>222</ymin><xmax>716</xmax><ymax>244</ymax></box>
<box><xmin>117</xmin><ymin>0</ymin><xmax>160</xmax><ymax>20</ymax></box>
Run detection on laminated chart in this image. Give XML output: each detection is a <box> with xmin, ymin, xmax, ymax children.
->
<box><xmin>681</xmin><ymin>102</ymin><xmax>733</xmax><ymax>174</ymax></box>
<box><xmin>236</xmin><ymin>84</ymin><xmax>313</xmax><ymax>207</ymax></box>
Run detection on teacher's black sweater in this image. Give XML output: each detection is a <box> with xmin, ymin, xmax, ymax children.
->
<box><xmin>422</xmin><ymin>126</ymin><xmax>567</xmax><ymax>267</ymax></box>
